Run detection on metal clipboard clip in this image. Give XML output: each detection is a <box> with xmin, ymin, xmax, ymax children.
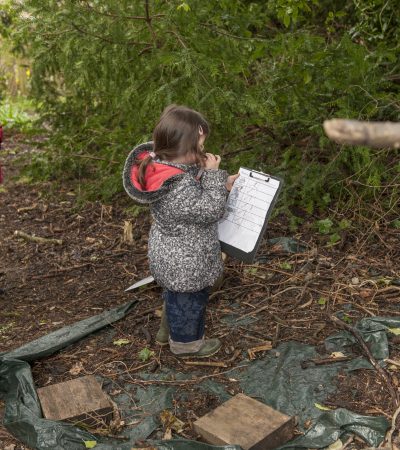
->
<box><xmin>249</xmin><ymin>171</ymin><xmax>270</xmax><ymax>182</ymax></box>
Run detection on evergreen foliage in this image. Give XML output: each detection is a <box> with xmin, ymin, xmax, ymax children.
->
<box><xmin>1</xmin><ymin>0</ymin><xmax>399</xmax><ymax>225</ymax></box>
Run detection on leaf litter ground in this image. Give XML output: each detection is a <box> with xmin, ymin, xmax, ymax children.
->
<box><xmin>0</xmin><ymin>133</ymin><xmax>399</xmax><ymax>449</ymax></box>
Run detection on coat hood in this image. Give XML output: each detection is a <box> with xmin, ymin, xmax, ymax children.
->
<box><xmin>123</xmin><ymin>142</ymin><xmax>191</xmax><ymax>204</ymax></box>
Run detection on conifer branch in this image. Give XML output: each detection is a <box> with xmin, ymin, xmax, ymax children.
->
<box><xmin>80</xmin><ymin>1</ymin><xmax>165</xmax><ymax>21</ymax></box>
<box><xmin>71</xmin><ymin>22</ymin><xmax>151</xmax><ymax>47</ymax></box>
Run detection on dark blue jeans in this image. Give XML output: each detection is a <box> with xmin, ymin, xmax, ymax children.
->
<box><xmin>164</xmin><ymin>288</ymin><xmax>209</xmax><ymax>343</ymax></box>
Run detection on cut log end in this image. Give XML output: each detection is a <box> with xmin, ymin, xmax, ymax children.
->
<box><xmin>323</xmin><ymin>119</ymin><xmax>400</xmax><ymax>148</ymax></box>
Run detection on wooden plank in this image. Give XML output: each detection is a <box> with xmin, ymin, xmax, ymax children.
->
<box><xmin>37</xmin><ymin>375</ymin><xmax>113</xmax><ymax>426</ymax></box>
<box><xmin>193</xmin><ymin>393</ymin><xmax>295</xmax><ymax>450</ymax></box>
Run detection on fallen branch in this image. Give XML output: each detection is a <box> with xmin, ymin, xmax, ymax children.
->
<box><xmin>17</xmin><ymin>204</ymin><xmax>38</xmax><ymax>213</ymax></box>
<box><xmin>386</xmin><ymin>358</ymin><xmax>400</xmax><ymax>368</ymax></box>
<box><xmin>184</xmin><ymin>361</ymin><xmax>227</xmax><ymax>368</ymax></box>
<box><xmin>247</xmin><ymin>341</ymin><xmax>272</xmax><ymax>360</ymax></box>
<box><xmin>329</xmin><ymin>315</ymin><xmax>399</xmax><ymax>407</ymax></box>
<box><xmin>301</xmin><ymin>356</ymin><xmax>352</xmax><ymax>369</ymax></box>
<box><xmin>323</xmin><ymin>119</ymin><xmax>400</xmax><ymax>148</ymax></box>
<box><xmin>14</xmin><ymin>230</ymin><xmax>63</xmax><ymax>245</ymax></box>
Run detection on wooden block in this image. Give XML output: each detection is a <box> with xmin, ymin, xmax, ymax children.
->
<box><xmin>37</xmin><ymin>375</ymin><xmax>113</xmax><ymax>427</ymax></box>
<box><xmin>193</xmin><ymin>393</ymin><xmax>295</xmax><ymax>450</ymax></box>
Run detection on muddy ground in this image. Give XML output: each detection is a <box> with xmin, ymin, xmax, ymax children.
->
<box><xmin>0</xmin><ymin>133</ymin><xmax>399</xmax><ymax>449</ymax></box>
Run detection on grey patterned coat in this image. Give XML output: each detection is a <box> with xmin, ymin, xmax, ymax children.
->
<box><xmin>123</xmin><ymin>142</ymin><xmax>228</xmax><ymax>292</ymax></box>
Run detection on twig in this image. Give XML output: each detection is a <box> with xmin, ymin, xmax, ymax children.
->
<box><xmin>14</xmin><ymin>230</ymin><xmax>63</xmax><ymax>245</ymax></box>
<box><xmin>30</xmin><ymin>263</ymin><xmax>92</xmax><ymax>280</ymax></box>
<box><xmin>272</xmin><ymin>323</ymin><xmax>281</xmax><ymax>348</ymax></box>
<box><xmin>184</xmin><ymin>361</ymin><xmax>227</xmax><ymax>368</ymax></box>
<box><xmin>329</xmin><ymin>315</ymin><xmax>399</xmax><ymax>407</ymax></box>
<box><xmin>17</xmin><ymin>203</ymin><xmax>38</xmax><ymax>213</ymax></box>
<box><xmin>385</xmin><ymin>403</ymin><xmax>400</xmax><ymax>450</ymax></box>
<box><xmin>125</xmin><ymin>364</ymin><xmax>248</xmax><ymax>386</ymax></box>
<box><xmin>386</xmin><ymin>358</ymin><xmax>400</xmax><ymax>368</ymax></box>
<box><xmin>301</xmin><ymin>356</ymin><xmax>352</xmax><ymax>369</ymax></box>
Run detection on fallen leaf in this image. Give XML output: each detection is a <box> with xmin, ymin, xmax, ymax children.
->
<box><xmin>84</xmin><ymin>441</ymin><xmax>97</xmax><ymax>449</ymax></box>
<box><xmin>110</xmin><ymin>389</ymin><xmax>122</xmax><ymax>396</ymax></box>
<box><xmin>160</xmin><ymin>410</ymin><xmax>185</xmax><ymax>433</ymax></box>
<box><xmin>327</xmin><ymin>439</ymin><xmax>343</xmax><ymax>450</ymax></box>
<box><xmin>388</xmin><ymin>328</ymin><xmax>400</xmax><ymax>336</ymax></box>
<box><xmin>359</xmin><ymin>289</ymin><xmax>372</xmax><ymax>298</ymax></box>
<box><xmin>330</xmin><ymin>352</ymin><xmax>346</xmax><ymax>358</ymax></box>
<box><xmin>69</xmin><ymin>362</ymin><xmax>84</xmax><ymax>376</ymax></box>
<box><xmin>163</xmin><ymin>428</ymin><xmax>172</xmax><ymax>440</ymax></box>
<box><xmin>314</xmin><ymin>403</ymin><xmax>332</xmax><ymax>411</ymax></box>
<box><xmin>4</xmin><ymin>444</ymin><xmax>16</xmax><ymax>450</ymax></box>
<box><xmin>303</xmin><ymin>419</ymin><xmax>312</xmax><ymax>429</ymax></box>
<box><xmin>113</xmin><ymin>338</ymin><xmax>131</xmax><ymax>346</ymax></box>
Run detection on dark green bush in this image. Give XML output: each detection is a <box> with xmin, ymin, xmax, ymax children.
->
<box><xmin>3</xmin><ymin>0</ymin><xmax>399</xmax><ymax>225</ymax></box>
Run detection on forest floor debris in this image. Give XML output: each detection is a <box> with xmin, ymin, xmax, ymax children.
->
<box><xmin>0</xmin><ymin>133</ymin><xmax>399</xmax><ymax>449</ymax></box>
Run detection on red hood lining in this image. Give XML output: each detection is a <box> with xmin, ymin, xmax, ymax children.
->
<box><xmin>130</xmin><ymin>152</ymin><xmax>184</xmax><ymax>192</ymax></box>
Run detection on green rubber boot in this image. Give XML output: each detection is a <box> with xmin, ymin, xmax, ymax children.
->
<box><xmin>155</xmin><ymin>301</ymin><xmax>169</xmax><ymax>346</ymax></box>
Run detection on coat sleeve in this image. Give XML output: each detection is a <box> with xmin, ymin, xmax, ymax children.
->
<box><xmin>156</xmin><ymin>170</ymin><xmax>228</xmax><ymax>225</ymax></box>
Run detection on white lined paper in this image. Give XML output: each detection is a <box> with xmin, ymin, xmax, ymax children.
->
<box><xmin>218</xmin><ymin>167</ymin><xmax>281</xmax><ymax>253</ymax></box>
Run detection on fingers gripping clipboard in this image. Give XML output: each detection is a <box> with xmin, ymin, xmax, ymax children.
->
<box><xmin>218</xmin><ymin>167</ymin><xmax>283</xmax><ymax>263</ymax></box>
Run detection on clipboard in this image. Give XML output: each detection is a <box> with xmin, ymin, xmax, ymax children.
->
<box><xmin>218</xmin><ymin>167</ymin><xmax>283</xmax><ymax>263</ymax></box>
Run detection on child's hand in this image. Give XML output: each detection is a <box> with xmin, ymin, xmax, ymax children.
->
<box><xmin>204</xmin><ymin>153</ymin><xmax>221</xmax><ymax>170</ymax></box>
<box><xmin>226</xmin><ymin>173</ymin><xmax>239</xmax><ymax>191</ymax></box>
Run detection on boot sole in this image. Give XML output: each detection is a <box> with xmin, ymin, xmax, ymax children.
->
<box><xmin>175</xmin><ymin>346</ymin><xmax>221</xmax><ymax>359</ymax></box>
<box><xmin>156</xmin><ymin>340</ymin><xmax>169</xmax><ymax>346</ymax></box>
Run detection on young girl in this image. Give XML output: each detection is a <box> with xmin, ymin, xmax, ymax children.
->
<box><xmin>123</xmin><ymin>105</ymin><xmax>237</xmax><ymax>358</ymax></box>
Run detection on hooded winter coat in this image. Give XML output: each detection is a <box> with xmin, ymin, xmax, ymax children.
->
<box><xmin>123</xmin><ymin>142</ymin><xmax>228</xmax><ymax>292</ymax></box>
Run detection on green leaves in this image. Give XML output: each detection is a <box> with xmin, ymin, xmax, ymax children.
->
<box><xmin>138</xmin><ymin>347</ymin><xmax>155</xmax><ymax>362</ymax></box>
<box><xmin>177</xmin><ymin>2</ymin><xmax>190</xmax><ymax>12</ymax></box>
<box><xmin>316</xmin><ymin>219</ymin><xmax>333</xmax><ymax>235</ymax></box>
<box><xmin>6</xmin><ymin>0</ymin><xmax>399</xmax><ymax>223</ymax></box>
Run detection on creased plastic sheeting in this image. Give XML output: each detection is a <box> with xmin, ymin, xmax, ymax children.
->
<box><xmin>234</xmin><ymin>341</ymin><xmax>389</xmax><ymax>447</ymax></box>
<box><xmin>0</xmin><ymin>299</ymin><xmax>241</xmax><ymax>450</ymax></box>
<box><xmin>93</xmin><ymin>440</ymin><xmax>242</xmax><ymax>450</ymax></box>
<box><xmin>0</xmin><ymin>356</ymin><xmax>98</xmax><ymax>450</ymax></box>
<box><xmin>279</xmin><ymin>408</ymin><xmax>389</xmax><ymax>449</ymax></box>
<box><xmin>325</xmin><ymin>316</ymin><xmax>400</xmax><ymax>360</ymax></box>
<box><xmin>1</xmin><ymin>300</ymin><xmax>138</xmax><ymax>362</ymax></box>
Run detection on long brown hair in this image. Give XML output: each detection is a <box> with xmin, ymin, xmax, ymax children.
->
<box><xmin>138</xmin><ymin>105</ymin><xmax>209</xmax><ymax>188</ymax></box>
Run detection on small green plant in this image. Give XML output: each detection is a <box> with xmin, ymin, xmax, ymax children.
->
<box><xmin>343</xmin><ymin>314</ymin><xmax>352</xmax><ymax>324</ymax></box>
<box><xmin>125</xmin><ymin>205</ymin><xmax>149</xmax><ymax>218</ymax></box>
<box><xmin>138</xmin><ymin>347</ymin><xmax>155</xmax><ymax>362</ymax></box>
<box><xmin>0</xmin><ymin>97</ymin><xmax>38</xmax><ymax>132</ymax></box>
<box><xmin>391</xmin><ymin>219</ymin><xmax>400</xmax><ymax>229</ymax></box>
<box><xmin>316</xmin><ymin>218</ymin><xmax>333</xmax><ymax>235</ymax></box>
